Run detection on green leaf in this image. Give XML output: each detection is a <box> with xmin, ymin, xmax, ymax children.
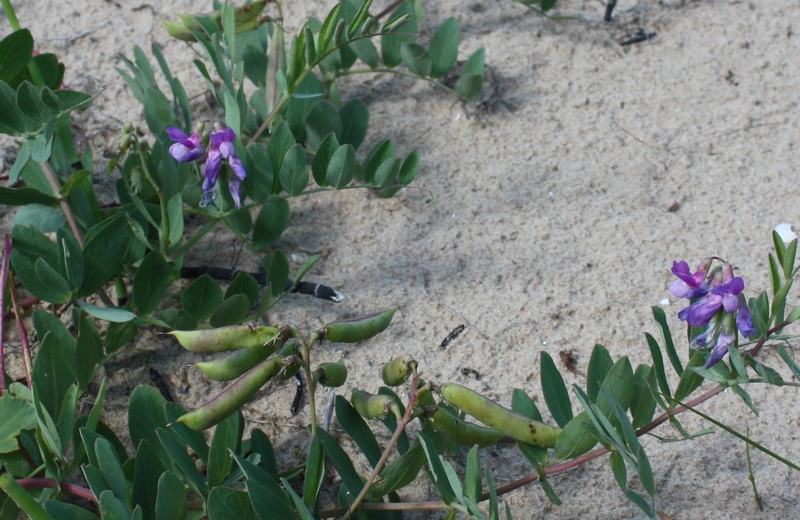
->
<box><xmin>226</xmin><ymin>271</ymin><xmax>260</xmax><ymax>306</ymax></box>
<box><xmin>418</xmin><ymin>431</ymin><xmax>457</xmax><ymax>505</ymax></box>
<box><xmin>133</xmin><ymin>440</ymin><xmax>166</xmax><ymax>520</ymax></box>
<box><xmin>128</xmin><ymin>386</ymin><xmax>170</xmax><ymax>464</ymax></box>
<box><xmin>76</xmin><ymin>300</ymin><xmax>136</xmax><ymax>323</ymax></box>
<box><xmin>630</xmin><ymin>365</ymin><xmax>657</xmax><ymax>429</ymax></box>
<box><xmin>280</xmin><ymin>478</ymin><xmax>315</xmax><ymax>520</ymax></box>
<box><xmin>154</xmin><ymin>472</ymin><xmax>186</xmax><ymax>520</ymax></box>
<box><xmin>311</xmin><ymin>132</ymin><xmax>339</xmax><ymax>187</ymax></box>
<box><xmin>316</xmin><ymin>428</ymin><xmax>364</xmax><ymax>500</ymax></box>
<box><xmin>777</xmin><ymin>345</ymin><xmax>800</xmax><ymax>378</ymax></box>
<box><xmin>0</xmin><ymin>30</ymin><xmax>34</xmax><ymax>83</ymax></box>
<box><xmin>464</xmin><ymin>445</ymin><xmax>482</xmax><ymax>504</ymax></box>
<box><xmin>335</xmin><ymin>396</ymin><xmax>382</xmax><ymax>467</ymax></box>
<box><xmin>76</xmin><ymin>315</ymin><xmax>103</xmax><ymax>390</ymax></box>
<box><xmin>399</xmin><ymin>42</ymin><xmax>431</xmax><ymax>77</ymax></box>
<box><xmin>644</xmin><ymin>332</ymin><xmax>671</xmax><ymax>399</ymax></box>
<box><xmin>165</xmin><ymin>402</ymin><xmax>210</xmax><ymax>463</ymax></box>
<box><xmin>398</xmin><ymin>151</ymin><xmax>420</xmax><ymax>186</ymax></box>
<box><xmin>0</xmin><ymin>395</ymin><xmax>37</xmax><ymax>454</ymax></box>
<box><xmin>302</xmin><ymin>434</ymin><xmax>325</xmax><ymax>507</ymax></box>
<box><xmin>31</xmin><ymin>330</ymin><xmax>77</xmax><ymax>419</ymax></box>
<box><xmin>98</xmin><ymin>490</ymin><xmax>130</xmax><ymax>520</ymax></box>
<box><xmin>133</xmin><ymin>250</ymin><xmax>172</xmax><ymax>315</ymax></box>
<box><xmin>455</xmin><ymin>49</ymin><xmax>485</xmax><ymax>99</ymax></box>
<box><xmin>278</xmin><ymin>144</ymin><xmax>309</xmax><ymax>196</ymax></box>
<box><xmin>106</xmin><ymin>321</ymin><xmax>139</xmax><ymax>353</ymax></box>
<box><xmin>249</xmin><ymin>429</ymin><xmax>277</xmax><ymax>476</ymax></box>
<box><xmin>339</xmin><ymin>99</ymin><xmax>368</xmax><ymax>150</ymax></box>
<box><xmin>363</xmin><ymin>140</ymin><xmax>394</xmax><ymax>184</ymax></box>
<box><xmin>429</xmin><ymin>18</ymin><xmax>459</xmax><ymax>78</ymax></box>
<box><xmin>81</xmin><ymin>214</ymin><xmax>132</xmax><ymax>296</ymax></box>
<box><xmin>57</xmin><ymin>227</ymin><xmax>83</xmax><ymax>289</ymax></box>
<box><xmin>540</xmin><ymin>351</ymin><xmax>572</xmax><ymax>428</ymax></box>
<box><xmin>373</xmin><ymin>158</ymin><xmax>401</xmax><ymax>188</ymax></box>
<box><xmin>318</xmin><ymin>4</ymin><xmax>342</xmax><ymax>55</ymax></box>
<box><xmin>207</xmin><ymin>488</ymin><xmax>257</xmax><ymax>520</ymax></box>
<box><xmin>783</xmin><ymin>238</ymin><xmax>798</xmax><ymax>279</ymax></box>
<box><xmin>304</xmin><ymin>101</ymin><xmax>342</xmax><ymax>152</ymax></box>
<box><xmin>510</xmin><ymin>388</ymin><xmax>543</xmax><ymax>422</ymax></box>
<box><xmin>0</xmin><ymin>187</ymin><xmax>59</xmax><ymax>206</ymax></box>
<box><xmin>209</xmin><ymin>293</ymin><xmax>251</xmax><ymax>327</ymax></box>
<box><xmin>651</xmin><ymin>306</ymin><xmax>682</xmax><ymax>377</ymax></box>
<box><xmin>381</xmin><ymin>3</ymin><xmax>417</xmax><ymax>68</ymax></box>
<box><xmin>208</xmin><ymin>412</ymin><xmax>240</xmax><ymax>487</ymax></box>
<box><xmin>243</xmin><ymin>144</ymin><xmax>274</xmax><ymax>204</ymax></box>
<box><xmin>143</xmin><ymin>87</ymin><xmax>177</xmax><ymax>137</ymax></box>
<box><xmin>156</xmin><ymin>429</ymin><xmax>208</xmax><ymax>494</ymax></box>
<box><xmin>95</xmin><ymin>437</ymin><xmax>131</xmax><ymax>505</ymax></box>
<box><xmin>182</xmin><ymin>275</ymin><xmax>223</xmax><ymax>322</ymax></box>
<box><xmin>586</xmin><ymin>344</ymin><xmax>613</xmax><ymax>403</ymax></box>
<box><xmin>674</xmin><ymin>350</ymin><xmax>707</xmax><ymax>403</ymax></box>
<box><xmin>369</xmin><ymin>442</ymin><xmax>426</xmax><ymax>498</ymax></box>
<box><xmin>595</xmin><ymin>356</ymin><xmax>635</xmax><ymax>421</ymax></box>
<box><xmin>44</xmin><ymin>501</ymin><xmax>99</xmax><ymax>520</ymax></box>
<box><xmin>553</xmin><ymin>412</ymin><xmax>596</xmax><ymax>461</ymax></box>
<box><xmin>267</xmin><ymin>250</ymin><xmax>289</xmax><ymax>298</ymax></box>
<box><xmin>33</xmin><ymin>257</ymin><xmax>73</xmax><ymax>303</ymax></box>
<box><xmin>326</xmin><ymin>144</ymin><xmax>356</xmax><ymax>189</ymax></box>
<box><xmin>267</xmin><ymin>122</ymin><xmax>295</xmax><ymax>184</ymax></box>
<box><xmin>229</xmin><ymin>452</ymin><xmax>293</xmax><ymax>519</ymax></box>
<box><xmin>252</xmin><ymin>197</ymin><xmax>290</xmax><ymax>250</ymax></box>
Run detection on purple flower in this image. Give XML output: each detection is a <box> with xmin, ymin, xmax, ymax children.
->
<box><xmin>201</xmin><ymin>126</ymin><xmax>247</xmax><ymax>208</ymax></box>
<box><xmin>671</xmin><ymin>257</ymin><xmax>756</xmax><ymax>368</ymax></box>
<box><xmin>167</xmin><ymin>127</ymin><xmax>205</xmax><ymax>162</ymax></box>
<box><xmin>669</xmin><ymin>258</ymin><xmax>712</xmax><ymax>299</ymax></box>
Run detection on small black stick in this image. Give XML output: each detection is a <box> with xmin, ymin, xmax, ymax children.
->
<box><xmin>180</xmin><ymin>266</ymin><xmax>343</xmax><ymax>302</ymax></box>
<box><xmin>148</xmin><ymin>368</ymin><xmax>175</xmax><ymax>402</ymax></box>
<box><xmin>291</xmin><ymin>372</ymin><xmax>304</xmax><ymax>416</ymax></box>
<box><xmin>439</xmin><ymin>324</ymin><xmax>465</xmax><ymax>349</ymax></box>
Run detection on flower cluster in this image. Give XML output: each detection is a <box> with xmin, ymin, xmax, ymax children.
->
<box><xmin>670</xmin><ymin>258</ymin><xmax>756</xmax><ymax>368</ymax></box>
<box><xmin>166</xmin><ymin>122</ymin><xmax>247</xmax><ymax>208</ymax></box>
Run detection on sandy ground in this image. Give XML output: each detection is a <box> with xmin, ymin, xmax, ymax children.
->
<box><xmin>2</xmin><ymin>0</ymin><xmax>800</xmax><ymax>518</ymax></box>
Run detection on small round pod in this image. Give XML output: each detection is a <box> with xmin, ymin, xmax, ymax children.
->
<box><xmin>351</xmin><ymin>389</ymin><xmax>396</xmax><ymax>420</ymax></box>
<box><xmin>381</xmin><ymin>355</ymin><xmax>417</xmax><ymax>386</ymax></box>
<box><xmin>439</xmin><ymin>383</ymin><xmax>561</xmax><ymax>448</ymax></box>
<box><xmin>414</xmin><ymin>380</ymin><xmax>436</xmax><ymax>408</ymax></box>
<box><xmin>174</xmin><ymin>355</ymin><xmax>285</xmax><ymax>431</ymax></box>
<box><xmin>320</xmin><ymin>309</ymin><xmax>396</xmax><ymax>343</ymax></box>
<box><xmin>425</xmin><ymin>405</ymin><xmax>502</xmax><ymax>448</ymax></box>
<box><xmin>314</xmin><ymin>360</ymin><xmax>348</xmax><ymax>388</ymax></box>
<box><xmin>169</xmin><ymin>325</ymin><xmax>282</xmax><ymax>353</ymax></box>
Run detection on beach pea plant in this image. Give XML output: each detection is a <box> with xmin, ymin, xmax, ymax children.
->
<box><xmin>2</xmin><ymin>231</ymin><xmax>799</xmax><ymax>518</ymax></box>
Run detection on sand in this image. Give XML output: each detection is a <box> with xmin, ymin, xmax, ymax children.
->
<box><xmin>2</xmin><ymin>0</ymin><xmax>799</xmax><ymax>518</ymax></box>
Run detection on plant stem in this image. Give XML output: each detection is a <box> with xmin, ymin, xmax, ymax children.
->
<box><xmin>342</xmin><ymin>373</ymin><xmax>421</xmax><ymax>520</ymax></box>
<box><xmin>170</xmin><ymin>217</ymin><xmax>219</xmax><ymax>260</ymax></box>
<box><xmin>9</xmin><ymin>277</ymin><xmax>33</xmax><ymax>388</ymax></box>
<box><xmin>301</xmin><ymin>336</ymin><xmax>318</xmax><ymax>437</ymax></box>
<box><xmin>134</xmin><ymin>137</ymin><xmax>170</xmax><ymax>255</ymax></box>
<box><xmin>332</xmin><ymin>68</ymin><xmax>460</xmax><ymax>98</ymax></box>
<box><xmin>0</xmin><ymin>235</ymin><xmax>10</xmax><ymax>395</ymax></box>
<box><xmin>16</xmin><ymin>478</ymin><xmax>96</xmax><ymax>503</ymax></box>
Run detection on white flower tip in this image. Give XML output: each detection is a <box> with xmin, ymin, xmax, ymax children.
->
<box><xmin>660</xmin><ymin>298</ymin><xmax>670</xmax><ymax>306</ymax></box>
<box><xmin>774</xmin><ymin>223</ymin><xmax>797</xmax><ymax>244</ymax></box>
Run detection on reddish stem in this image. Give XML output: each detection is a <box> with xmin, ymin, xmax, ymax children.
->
<box><xmin>0</xmin><ymin>234</ymin><xmax>11</xmax><ymax>395</ymax></box>
<box><xmin>8</xmin><ymin>280</ymin><xmax>33</xmax><ymax>387</ymax></box>
<box><xmin>17</xmin><ymin>478</ymin><xmax>96</xmax><ymax>502</ymax></box>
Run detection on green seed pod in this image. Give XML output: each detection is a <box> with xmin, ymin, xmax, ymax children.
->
<box><xmin>426</xmin><ymin>405</ymin><xmax>502</xmax><ymax>448</ymax></box>
<box><xmin>277</xmin><ymin>341</ymin><xmax>303</xmax><ymax>380</ymax></box>
<box><xmin>351</xmin><ymin>389</ymin><xmax>395</xmax><ymax>420</ymax></box>
<box><xmin>440</xmin><ymin>383</ymin><xmax>561</xmax><ymax>448</ymax></box>
<box><xmin>382</xmin><ymin>355</ymin><xmax>417</xmax><ymax>386</ymax></box>
<box><xmin>162</xmin><ymin>20</ymin><xmax>196</xmax><ymax>42</ymax></box>
<box><xmin>314</xmin><ymin>360</ymin><xmax>348</xmax><ymax>388</ymax></box>
<box><xmin>175</xmin><ymin>356</ymin><xmax>284</xmax><ymax>431</ymax></box>
<box><xmin>195</xmin><ymin>339</ymin><xmax>281</xmax><ymax>381</ymax></box>
<box><xmin>169</xmin><ymin>325</ymin><xmax>282</xmax><ymax>353</ymax></box>
<box><xmin>321</xmin><ymin>309</ymin><xmax>396</xmax><ymax>344</ymax></box>
<box><xmin>415</xmin><ymin>380</ymin><xmax>435</xmax><ymax>407</ymax></box>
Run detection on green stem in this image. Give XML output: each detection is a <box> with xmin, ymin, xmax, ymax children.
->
<box><xmin>170</xmin><ymin>219</ymin><xmax>219</xmax><ymax>260</ymax></box>
<box><xmin>134</xmin><ymin>137</ymin><xmax>170</xmax><ymax>255</ymax></box>
<box><xmin>0</xmin><ymin>474</ymin><xmax>53</xmax><ymax>520</ymax></box>
<box><xmin>341</xmin><ymin>373</ymin><xmax>421</xmax><ymax>520</ymax></box>
<box><xmin>1</xmin><ymin>0</ymin><xmax>21</xmax><ymax>30</ymax></box>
